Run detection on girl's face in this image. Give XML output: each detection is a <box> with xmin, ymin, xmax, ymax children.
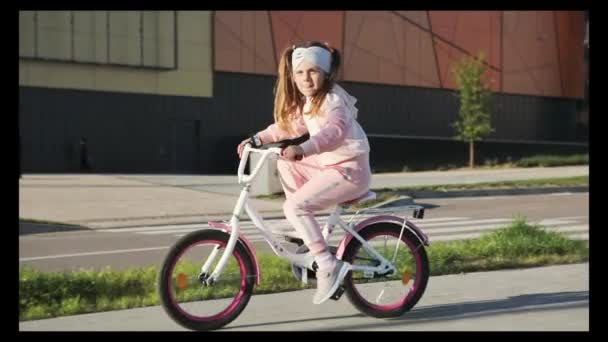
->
<box><xmin>293</xmin><ymin>60</ymin><xmax>326</xmax><ymax>98</ymax></box>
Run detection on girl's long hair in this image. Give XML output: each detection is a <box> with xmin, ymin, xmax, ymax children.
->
<box><xmin>273</xmin><ymin>41</ymin><xmax>341</xmax><ymax>134</ymax></box>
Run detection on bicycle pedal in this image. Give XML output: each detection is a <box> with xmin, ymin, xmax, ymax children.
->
<box><xmin>413</xmin><ymin>208</ymin><xmax>425</xmax><ymax>219</ymax></box>
<box><xmin>285</xmin><ymin>236</ymin><xmax>305</xmax><ymax>246</ymax></box>
<box><xmin>330</xmin><ymin>285</ymin><xmax>345</xmax><ymax>301</ymax></box>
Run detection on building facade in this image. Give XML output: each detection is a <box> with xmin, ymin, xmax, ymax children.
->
<box><xmin>19</xmin><ymin>11</ymin><xmax>588</xmax><ymax>174</ymax></box>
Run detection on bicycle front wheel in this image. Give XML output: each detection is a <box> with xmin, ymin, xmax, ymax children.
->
<box><xmin>342</xmin><ymin>222</ymin><xmax>429</xmax><ymax>318</ymax></box>
<box><xmin>157</xmin><ymin>229</ymin><xmax>255</xmax><ymax>331</ymax></box>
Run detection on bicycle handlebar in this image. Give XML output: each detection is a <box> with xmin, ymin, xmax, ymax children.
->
<box><xmin>237</xmin><ymin>133</ymin><xmax>310</xmax><ymax>184</ymax></box>
<box><xmin>238</xmin><ymin>144</ymin><xmax>282</xmax><ymax>184</ymax></box>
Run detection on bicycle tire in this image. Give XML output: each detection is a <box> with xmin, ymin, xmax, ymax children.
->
<box><xmin>157</xmin><ymin>229</ymin><xmax>256</xmax><ymax>330</ymax></box>
<box><xmin>341</xmin><ymin>222</ymin><xmax>430</xmax><ymax>318</ymax></box>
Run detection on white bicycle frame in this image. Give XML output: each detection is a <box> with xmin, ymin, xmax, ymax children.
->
<box><xmin>203</xmin><ymin>143</ymin><xmax>404</xmax><ymax>284</ymax></box>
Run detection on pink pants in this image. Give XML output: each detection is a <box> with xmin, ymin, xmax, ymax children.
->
<box><xmin>277</xmin><ymin>154</ymin><xmax>372</xmax><ymax>255</ymax></box>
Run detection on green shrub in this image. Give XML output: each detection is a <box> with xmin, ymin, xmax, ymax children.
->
<box><xmin>515</xmin><ymin>154</ymin><xmax>588</xmax><ymax>167</ymax></box>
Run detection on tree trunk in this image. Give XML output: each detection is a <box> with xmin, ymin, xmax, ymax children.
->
<box><xmin>469</xmin><ymin>140</ymin><xmax>475</xmax><ymax>168</ymax></box>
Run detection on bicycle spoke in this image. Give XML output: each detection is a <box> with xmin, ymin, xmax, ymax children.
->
<box><xmin>158</xmin><ymin>230</ymin><xmax>255</xmax><ymax>330</ymax></box>
<box><xmin>343</xmin><ymin>224</ymin><xmax>429</xmax><ymax>318</ymax></box>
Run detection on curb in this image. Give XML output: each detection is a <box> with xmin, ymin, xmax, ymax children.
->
<box><xmin>401</xmin><ymin>186</ymin><xmax>588</xmax><ymax>199</ymax></box>
<box><xmin>79</xmin><ymin>211</ymin><xmax>289</xmax><ymax>230</ymax></box>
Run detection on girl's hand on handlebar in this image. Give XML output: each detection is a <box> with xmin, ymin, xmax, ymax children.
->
<box><xmin>237</xmin><ymin>138</ymin><xmax>252</xmax><ymax>159</ymax></box>
<box><xmin>282</xmin><ymin>145</ymin><xmax>304</xmax><ymax>161</ymax></box>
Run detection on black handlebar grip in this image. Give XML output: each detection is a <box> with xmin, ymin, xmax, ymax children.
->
<box><xmin>257</xmin><ymin>133</ymin><xmax>310</xmax><ymax>149</ymax></box>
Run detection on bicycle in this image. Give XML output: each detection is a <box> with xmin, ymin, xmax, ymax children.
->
<box><xmin>157</xmin><ymin>137</ymin><xmax>431</xmax><ymax>331</ymax></box>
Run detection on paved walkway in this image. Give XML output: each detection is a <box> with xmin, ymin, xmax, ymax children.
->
<box><xmin>19</xmin><ymin>262</ymin><xmax>589</xmax><ymax>331</ymax></box>
<box><xmin>18</xmin><ymin>165</ymin><xmax>588</xmax><ymax>229</ymax></box>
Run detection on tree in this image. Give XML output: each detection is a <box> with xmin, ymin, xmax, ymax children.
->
<box><xmin>451</xmin><ymin>52</ymin><xmax>494</xmax><ymax>168</ymax></box>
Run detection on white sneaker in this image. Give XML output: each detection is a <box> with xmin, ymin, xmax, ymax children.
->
<box><xmin>312</xmin><ymin>260</ymin><xmax>350</xmax><ymax>304</ymax></box>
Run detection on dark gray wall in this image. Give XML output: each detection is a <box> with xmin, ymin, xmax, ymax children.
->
<box><xmin>344</xmin><ymin>81</ymin><xmax>582</xmax><ymax>142</ymax></box>
<box><xmin>19</xmin><ymin>72</ymin><xmax>587</xmax><ymax>174</ymax></box>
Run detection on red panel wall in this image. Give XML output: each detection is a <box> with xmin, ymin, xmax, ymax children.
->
<box><xmin>429</xmin><ymin>11</ymin><xmax>501</xmax><ymax>91</ymax></box>
<box><xmin>270</xmin><ymin>11</ymin><xmax>344</xmax><ymax>65</ymax></box>
<box><xmin>343</xmin><ymin>11</ymin><xmax>440</xmax><ymax>88</ymax></box>
<box><xmin>556</xmin><ymin>11</ymin><xmax>585</xmax><ymax>99</ymax></box>
<box><xmin>502</xmin><ymin>11</ymin><xmax>562</xmax><ymax>97</ymax></box>
<box><xmin>213</xmin><ymin>11</ymin><xmax>585</xmax><ymax>99</ymax></box>
<box><xmin>214</xmin><ymin>11</ymin><xmax>276</xmax><ymax>75</ymax></box>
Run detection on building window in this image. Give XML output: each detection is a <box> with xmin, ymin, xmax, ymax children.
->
<box><xmin>19</xmin><ymin>11</ymin><xmax>177</xmax><ymax>70</ymax></box>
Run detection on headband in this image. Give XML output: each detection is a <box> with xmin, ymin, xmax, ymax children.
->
<box><xmin>291</xmin><ymin>46</ymin><xmax>332</xmax><ymax>74</ymax></box>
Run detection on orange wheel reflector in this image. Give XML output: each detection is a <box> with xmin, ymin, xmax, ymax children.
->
<box><xmin>402</xmin><ymin>270</ymin><xmax>412</xmax><ymax>286</ymax></box>
<box><xmin>176</xmin><ymin>273</ymin><xmax>188</xmax><ymax>289</ymax></box>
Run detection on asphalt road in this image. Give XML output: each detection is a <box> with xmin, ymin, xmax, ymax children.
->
<box><xmin>19</xmin><ymin>192</ymin><xmax>589</xmax><ymax>272</ymax></box>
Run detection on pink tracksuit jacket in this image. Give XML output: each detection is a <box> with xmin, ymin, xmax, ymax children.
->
<box><xmin>257</xmin><ymin>84</ymin><xmax>370</xmax><ymax>166</ymax></box>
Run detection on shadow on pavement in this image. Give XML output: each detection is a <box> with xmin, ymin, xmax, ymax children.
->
<box><xmin>416</xmin><ymin>202</ymin><xmax>440</xmax><ymax>209</ymax></box>
<box><xmin>326</xmin><ymin>290</ymin><xmax>589</xmax><ymax>330</ymax></box>
<box><xmin>222</xmin><ymin>313</ymin><xmax>366</xmax><ymax>330</ymax></box>
<box><xmin>19</xmin><ymin>221</ymin><xmax>91</xmax><ymax>235</ymax></box>
<box><xmin>223</xmin><ymin>291</ymin><xmax>587</xmax><ymax>330</ymax></box>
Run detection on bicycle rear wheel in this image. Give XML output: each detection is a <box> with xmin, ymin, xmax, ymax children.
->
<box><xmin>157</xmin><ymin>229</ymin><xmax>255</xmax><ymax>330</ymax></box>
<box><xmin>342</xmin><ymin>222</ymin><xmax>429</xmax><ymax>318</ymax></box>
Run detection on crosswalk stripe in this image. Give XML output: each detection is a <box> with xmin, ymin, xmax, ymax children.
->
<box><xmin>141</xmin><ymin>219</ymin><xmax>480</xmax><ymax>236</ymax></box>
<box><xmin>426</xmin><ymin>224</ymin><xmax>589</xmax><ymax>237</ymax></box>
<box><xmin>419</xmin><ymin>218</ymin><xmax>513</xmax><ymax>228</ymax></box>
<box><xmin>140</xmin><ymin>226</ymin><xmax>258</xmax><ymax>235</ymax></box>
<box><xmin>97</xmin><ymin>224</ymin><xmax>210</xmax><ymax>233</ymax></box>
<box><xmin>566</xmin><ymin>233</ymin><xmax>589</xmax><ymax>240</ymax></box>
<box><xmin>173</xmin><ymin>223</ymin><xmax>588</xmax><ymax>243</ymax></box>
<box><xmin>139</xmin><ymin>217</ymin><xmax>584</xmax><ymax>236</ymax></box>
<box><xmin>541</xmin><ymin>215</ymin><xmax>587</xmax><ymax>221</ymax></box>
<box><xmin>422</xmin><ymin>222</ymin><xmax>582</xmax><ymax>235</ymax></box>
<box><xmin>545</xmin><ymin>225</ymin><xmax>589</xmax><ymax>234</ymax></box>
<box><xmin>429</xmin><ymin>228</ymin><xmax>589</xmax><ymax>242</ymax></box>
<box><xmin>144</xmin><ymin>221</ymin><xmax>515</xmax><ymax>236</ymax></box>
<box><xmin>97</xmin><ymin>215</ymin><xmax>588</xmax><ymax>247</ymax></box>
<box><xmin>96</xmin><ymin>216</ymin><xmax>469</xmax><ymax>234</ymax></box>
<box><xmin>21</xmin><ymin>217</ymin><xmax>588</xmax><ymax>262</ymax></box>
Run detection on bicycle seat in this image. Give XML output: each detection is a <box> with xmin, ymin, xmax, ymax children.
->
<box><xmin>340</xmin><ymin>191</ymin><xmax>377</xmax><ymax>207</ymax></box>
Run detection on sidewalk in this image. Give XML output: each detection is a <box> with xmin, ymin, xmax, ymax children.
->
<box><xmin>19</xmin><ymin>262</ymin><xmax>589</xmax><ymax>331</ymax></box>
<box><xmin>18</xmin><ymin>165</ymin><xmax>588</xmax><ymax>230</ymax></box>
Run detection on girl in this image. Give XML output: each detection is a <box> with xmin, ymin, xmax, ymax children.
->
<box><xmin>237</xmin><ymin>41</ymin><xmax>371</xmax><ymax>304</ymax></box>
